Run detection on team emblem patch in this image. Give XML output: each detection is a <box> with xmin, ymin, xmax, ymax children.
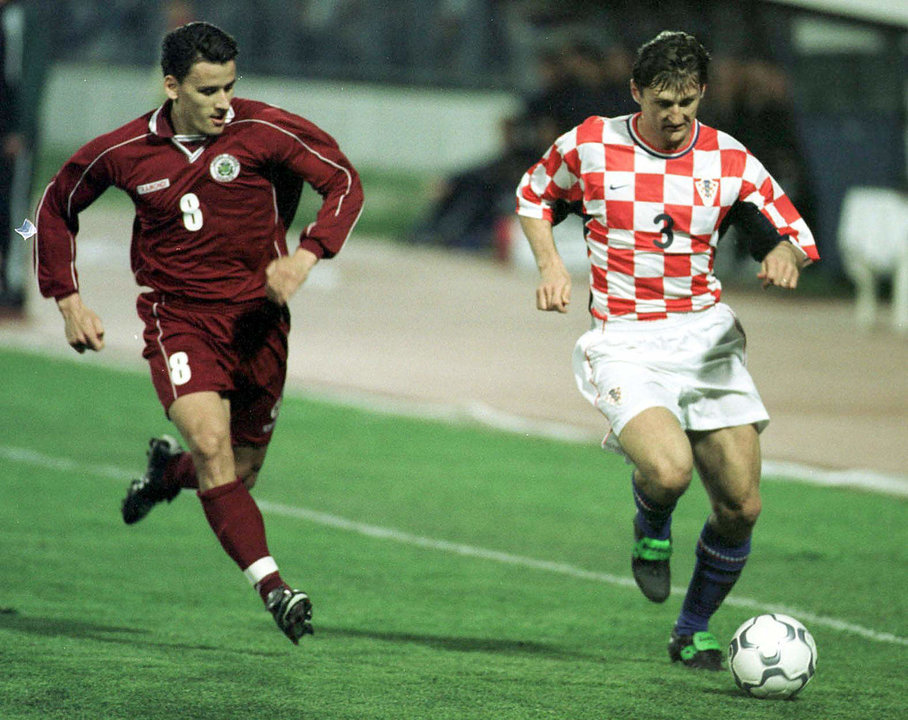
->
<box><xmin>605</xmin><ymin>387</ymin><xmax>623</xmax><ymax>406</ymax></box>
<box><xmin>210</xmin><ymin>153</ymin><xmax>241</xmax><ymax>182</ymax></box>
<box><xmin>694</xmin><ymin>178</ymin><xmax>720</xmax><ymax>205</ymax></box>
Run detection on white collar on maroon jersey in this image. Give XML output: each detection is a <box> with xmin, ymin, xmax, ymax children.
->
<box><xmin>627</xmin><ymin>113</ymin><xmax>700</xmax><ymax>159</ymax></box>
<box><xmin>147</xmin><ymin>102</ymin><xmax>236</xmax><ymax>139</ymax></box>
<box><xmin>148</xmin><ymin>102</ymin><xmax>235</xmax><ymax>163</ymax></box>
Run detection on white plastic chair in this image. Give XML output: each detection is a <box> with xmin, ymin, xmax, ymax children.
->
<box><xmin>837</xmin><ymin>186</ymin><xmax>908</xmax><ymax>334</ymax></box>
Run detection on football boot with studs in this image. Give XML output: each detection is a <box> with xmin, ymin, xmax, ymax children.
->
<box><xmin>121</xmin><ymin>435</ymin><xmax>183</xmax><ymax>525</ymax></box>
<box><xmin>631</xmin><ymin>519</ymin><xmax>672</xmax><ymax>603</ymax></box>
<box><xmin>668</xmin><ymin>630</ymin><xmax>724</xmax><ymax>671</ymax></box>
<box><xmin>266</xmin><ymin>587</ymin><xmax>314</xmax><ymax>644</ymax></box>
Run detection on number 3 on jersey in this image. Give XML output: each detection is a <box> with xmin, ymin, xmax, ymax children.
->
<box><xmin>180</xmin><ymin>192</ymin><xmax>203</xmax><ymax>231</ymax></box>
<box><xmin>654</xmin><ymin>213</ymin><xmax>674</xmax><ymax>249</ymax></box>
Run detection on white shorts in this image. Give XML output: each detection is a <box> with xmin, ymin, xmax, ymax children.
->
<box><xmin>572</xmin><ymin>303</ymin><xmax>769</xmax><ymax>454</ymax></box>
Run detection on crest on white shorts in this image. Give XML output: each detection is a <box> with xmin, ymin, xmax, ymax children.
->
<box><xmin>694</xmin><ymin>178</ymin><xmax>720</xmax><ymax>205</ymax></box>
<box><xmin>210</xmin><ymin>153</ymin><xmax>241</xmax><ymax>182</ymax></box>
<box><xmin>605</xmin><ymin>387</ymin><xmax>623</xmax><ymax>406</ymax></box>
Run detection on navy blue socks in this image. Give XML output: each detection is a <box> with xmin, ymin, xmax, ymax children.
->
<box><xmin>675</xmin><ymin>522</ymin><xmax>751</xmax><ymax>635</ymax></box>
<box><xmin>632</xmin><ymin>475</ymin><xmax>677</xmax><ymax>541</ymax></box>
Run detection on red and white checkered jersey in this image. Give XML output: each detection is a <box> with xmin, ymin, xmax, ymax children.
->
<box><xmin>516</xmin><ymin>114</ymin><xmax>819</xmax><ymax>322</ymax></box>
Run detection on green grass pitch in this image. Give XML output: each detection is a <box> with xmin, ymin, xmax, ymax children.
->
<box><xmin>0</xmin><ymin>348</ymin><xmax>904</xmax><ymax>719</ymax></box>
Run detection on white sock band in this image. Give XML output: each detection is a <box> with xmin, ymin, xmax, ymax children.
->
<box><xmin>243</xmin><ymin>556</ymin><xmax>279</xmax><ymax>586</ymax></box>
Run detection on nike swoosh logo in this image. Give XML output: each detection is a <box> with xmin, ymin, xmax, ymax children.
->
<box><xmin>609</xmin><ymin>183</ymin><xmax>629</xmax><ymax>190</ymax></box>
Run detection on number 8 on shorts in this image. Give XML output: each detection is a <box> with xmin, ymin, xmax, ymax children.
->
<box><xmin>168</xmin><ymin>351</ymin><xmax>192</xmax><ymax>385</ymax></box>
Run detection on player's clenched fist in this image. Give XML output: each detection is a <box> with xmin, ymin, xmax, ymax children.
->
<box><xmin>265</xmin><ymin>248</ymin><xmax>319</xmax><ymax>305</ymax></box>
<box><xmin>758</xmin><ymin>240</ymin><xmax>806</xmax><ymax>290</ymax></box>
<box><xmin>56</xmin><ymin>292</ymin><xmax>105</xmax><ymax>353</ymax></box>
<box><xmin>536</xmin><ymin>265</ymin><xmax>572</xmax><ymax>313</ymax></box>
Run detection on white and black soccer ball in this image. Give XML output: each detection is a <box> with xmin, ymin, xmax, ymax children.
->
<box><xmin>728</xmin><ymin>613</ymin><xmax>817</xmax><ymax>699</ymax></box>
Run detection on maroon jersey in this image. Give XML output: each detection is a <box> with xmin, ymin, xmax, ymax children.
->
<box><xmin>35</xmin><ymin>98</ymin><xmax>363</xmax><ymax>302</ymax></box>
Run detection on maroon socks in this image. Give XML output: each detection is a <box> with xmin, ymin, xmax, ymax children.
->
<box><xmin>197</xmin><ymin>479</ymin><xmax>286</xmax><ymax>602</ymax></box>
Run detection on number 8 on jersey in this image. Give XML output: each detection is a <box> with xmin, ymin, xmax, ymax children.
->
<box><xmin>180</xmin><ymin>193</ymin><xmax>204</xmax><ymax>231</ymax></box>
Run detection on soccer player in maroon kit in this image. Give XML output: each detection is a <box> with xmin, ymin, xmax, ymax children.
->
<box><xmin>34</xmin><ymin>22</ymin><xmax>363</xmax><ymax>643</ymax></box>
<box><xmin>517</xmin><ymin>32</ymin><xmax>819</xmax><ymax>669</ymax></box>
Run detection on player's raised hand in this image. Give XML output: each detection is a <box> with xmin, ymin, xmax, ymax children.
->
<box><xmin>758</xmin><ymin>240</ymin><xmax>805</xmax><ymax>290</ymax></box>
<box><xmin>537</xmin><ymin>263</ymin><xmax>572</xmax><ymax>313</ymax></box>
<box><xmin>56</xmin><ymin>293</ymin><xmax>105</xmax><ymax>353</ymax></box>
<box><xmin>265</xmin><ymin>248</ymin><xmax>319</xmax><ymax>305</ymax></box>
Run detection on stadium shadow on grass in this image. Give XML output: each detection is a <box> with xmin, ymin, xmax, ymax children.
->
<box><xmin>0</xmin><ymin>609</ymin><xmax>148</xmax><ymax>639</ymax></box>
<box><xmin>1</xmin><ymin>608</ymin><xmax>602</xmax><ymax>662</ymax></box>
<box><xmin>0</xmin><ymin>610</ymin><xmax>281</xmax><ymax>657</ymax></box>
<box><xmin>322</xmin><ymin>625</ymin><xmax>603</xmax><ymax>662</ymax></box>
<box><xmin>702</xmin><ymin>686</ymin><xmax>805</xmax><ymax>702</ymax></box>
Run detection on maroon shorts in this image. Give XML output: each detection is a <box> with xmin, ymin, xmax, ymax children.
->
<box><xmin>137</xmin><ymin>292</ymin><xmax>290</xmax><ymax>447</ymax></box>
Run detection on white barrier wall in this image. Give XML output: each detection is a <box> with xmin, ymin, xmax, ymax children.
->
<box><xmin>41</xmin><ymin>63</ymin><xmax>521</xmax><ymax>173</ymax></box>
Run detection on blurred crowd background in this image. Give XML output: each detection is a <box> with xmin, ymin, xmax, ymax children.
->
<box><xmin>1</xmin><ymin>0</ymin><xmax>906</xmax><ymax>313</ymax></box>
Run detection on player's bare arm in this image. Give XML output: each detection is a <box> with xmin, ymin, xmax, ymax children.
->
<box><xmin>56</xmin><ymin>292</ymin><xmax>105</xmax><ymax>353</ymax></box>
<box><xmin>265</xmin><ymin>247</ymin><xmax>319</xmax><ymax>305</ymax></box>
<box><xmin>758</xmin><ymin>240</ymin><xmax>808</xmax><ymax>290</ymax></box>
<box><xmin>519</xmin><ymin>215</ymin><xmax>572</xmax><ymax>313</ymax></box>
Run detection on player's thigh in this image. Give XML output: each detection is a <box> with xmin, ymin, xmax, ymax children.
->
<box><xmin>619</xmin><ymin>406</ymin><xmax>694</xmax><ymax>497</ymax></box>
<box><xmin>168</xmin><ymin>392</ymin><xmax>231</xmax><ymax>446</ymax></box>
<box><xmin>689</xmin><ymin>424</ymin><xmax>762</xmax><ymax>532</ymax></box>
<box><xmin>168</xmin><ymin>391</ymin><xmax>235</xmax><ymax>489</ymax></box>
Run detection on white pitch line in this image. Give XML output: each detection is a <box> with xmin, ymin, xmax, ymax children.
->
<box><xmin>3</xmin><ymin>343</ymin><xmax>905</xmax><ymax>494</ymax></box>
<box><xmin>256</xmin><ymin>500</ymin><xmax>907</xmax><ymax>647</ymax></box>
<box><xmin>0</xmin><ymin>445</ymin><xmax>126</xmax><ymax>480</ymax></box>
<box><xmin>761</xmin><ymin>459</ymin><xmax>908</xmax><ymax>497</ymax></box>
<box><xmin>2</xmin><ymin>444</ymin><xmax>905</xmax><ymax>647</ymax></box>
<box><xmin>298</xmin><ymin>387</ymin><xmax>908</xmax><ymax>497</ymax></box>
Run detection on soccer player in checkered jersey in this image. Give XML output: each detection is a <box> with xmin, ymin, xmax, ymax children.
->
<box><xmin>34</xmin><ymin>22</ymin><xmax>363</xmax><ymax>643</ymax></box>
<box><xmin>516</xmin><ymin>31</ymin><xmax>818</xmax><ymax>670</ymax></box>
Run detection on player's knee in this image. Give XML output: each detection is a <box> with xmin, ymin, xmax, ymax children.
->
<box><xmin>715</xmin><ymin>495</ymin><xmax>762</xmax><ymax>534</ymax></box>
<box><xmin>643</xmin><ymin>458</ymin><xmax>693</xmax><ymax>500</ymax></box>
<box><xmin>741</xmin><ymin>496</ymin><xmax>763</xmax><ymax>529</ymax></box>
<box><xmin>187</xmin><ymin>426</ymin><xmax>231</xmax><ymax>467</ymax></box>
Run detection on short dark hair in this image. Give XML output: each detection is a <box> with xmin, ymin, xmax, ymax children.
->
<box><xmin>632</xmin><ymin>31</ymin><xmax>710</xmax><ymax>92</ymax></box>
<box><xmin>161</xmin><ymin>22</ymin><xmax>238</xmax><ymax>82</ymax></box>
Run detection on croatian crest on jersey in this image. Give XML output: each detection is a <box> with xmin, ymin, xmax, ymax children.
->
<box><xmin>694</xmin><ymin>178</ymin><xmax>720</xmax><ymax>205</ymax></box>
<box><xmin>210</xmin><ymin>153</ymin><xmax>241</xmax><ymax>182</ymax></box>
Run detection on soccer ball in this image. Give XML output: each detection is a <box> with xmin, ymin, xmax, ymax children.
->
<box><xmin>728</xmin><ymin>614</ymin><xmax>817</xmax><ymax>699</ymax></box>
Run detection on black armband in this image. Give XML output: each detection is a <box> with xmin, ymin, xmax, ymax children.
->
<box><xmin>720</xmin><ymin>201</ymin><xmax>790</xmax><ymax>262</ymax></box>
<box><xmin>550</xmin><ymin>199</ymin><xmax>584</xmax><ymax>227</ymax></box>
